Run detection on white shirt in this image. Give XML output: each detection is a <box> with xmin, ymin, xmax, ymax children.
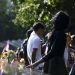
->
<box><xmin>27</xmin><ymin>31</ymin><xmax>43</xmax><ymax>69</ymax></box>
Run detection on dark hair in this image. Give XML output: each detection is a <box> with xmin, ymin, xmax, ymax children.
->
<box><xmin>27</xmin><ymin>28</ymin><xmax>33</xmax><ymax>38</ymax></box>
<box><xmin>51</xmin><ymin>11</ymin><xmax>70</xmax><ymax>30</ymax></box>
<box><xmin>33</xmin><ymin>22</ymin><xmax>45</xmax><ymax>31</ymax></box>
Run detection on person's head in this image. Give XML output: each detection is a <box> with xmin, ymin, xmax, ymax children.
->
<box><xmin>33</xmin><ymin>22</ymin><xmax>45</xmax><ymax>37</ymax></box>
<box><xmin>27</xmin><ymin>28</ymin><xmax>33</xmax><ymax>38</ymax></box>
<box><xmin>51</xmin><ymin>11</ymin><xmax>70</xmax><ymax>31</ymax></box>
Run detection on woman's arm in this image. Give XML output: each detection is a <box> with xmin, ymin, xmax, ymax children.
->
<box><xmin>27</xmin><ymin>32</ymin><xmax>66</xmax><ymax>68</ymax></box>
<box><xmin>26</xmin><ymin>57</ymin><xmax>44</xmax><ymax>68</ymax></box>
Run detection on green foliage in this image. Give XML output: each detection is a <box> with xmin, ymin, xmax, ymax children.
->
<box><xmin>12</xmin><ymin>0</ymin><xmax>63</xmax><ymax>33</ymax></box>
<box><xmin>1</xmin><ymin>0</ymin><xmax>75</xmax><ymax>41</ymax></box>
<box><xmin>14</xmin><ymin>3</ymin><xmax>38</xmax><ymax>27</ymax></box>
<box><xmin>0</xmin><ymin>0</ymin><xmax>7</xmax><ymax>17</ymax></box>
<box><xmin>13</xmin><ymin>0</ymin><xmax>52</xmax><ymax>32</ymax></box>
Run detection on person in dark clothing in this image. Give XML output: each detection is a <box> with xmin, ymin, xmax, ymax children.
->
<box><xmin>21</xmin><ymin>28</ymin><xmax>33</xmax><ymax>66</ymax></box>
<box><xmin>69</xmin><ymin>63</ymin><xmax>75</xmax><ymax>75</ymax></box>
<box><xmin>27</xmin><ymin>11</ymin><xmax>70</xmax><ymax>75</ymax></box>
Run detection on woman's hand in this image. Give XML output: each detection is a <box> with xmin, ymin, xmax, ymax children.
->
<box><xmin>26</xmin><ymin>64</ymin><xmax>33</xmax><ymax>68</ymax></box>
<box><xmin>26</xmin><ymin>58</ymin><xmax>43</xmax><ymax>68</ymax></box>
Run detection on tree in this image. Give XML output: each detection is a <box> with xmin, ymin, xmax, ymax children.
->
<box><xmin>12</xmin><ymin>0</ymin><xmax>63</xmax><ymax>33</ymax></box>
<box><xmin>1</xmin><ymin>0</ymin><xmax>75</xmax><ymax>41</ymax></box>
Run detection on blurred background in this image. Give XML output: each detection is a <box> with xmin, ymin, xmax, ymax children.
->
<box><xmin>0</xmin><ymin>0</ymin><xmax>75</xmax><ymax>51</ymax></box>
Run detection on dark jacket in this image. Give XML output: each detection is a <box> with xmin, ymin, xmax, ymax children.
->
<box><xmin>69</xmin><ymin>63</ymin><xmax>75</xmax><ymax>75</ymax></box>
<box><xmin>43</xmin><ymin>11</ymin><xmax>69</xmax><ymax>75</ymax></box>
<box><xmin>21</xmin><ymin>39</ymin><xmax>29</xmax><ymax>65</ymax></box>
<box><xmin>43</xmin><ymin>30</ymin><xmax>68</xmax><ymax>75</ymax></box>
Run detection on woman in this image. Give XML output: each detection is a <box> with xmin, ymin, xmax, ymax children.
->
<box><xmin>27</xmin><ymin>11</ymin><xmax>70</xmax><ymax>75</ymax></box>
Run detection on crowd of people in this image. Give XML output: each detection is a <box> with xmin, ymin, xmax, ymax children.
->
<box><xmin>0</xmin><ymin>11</ymin><xmax>75</xmax><ymax>75</ymax></box>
